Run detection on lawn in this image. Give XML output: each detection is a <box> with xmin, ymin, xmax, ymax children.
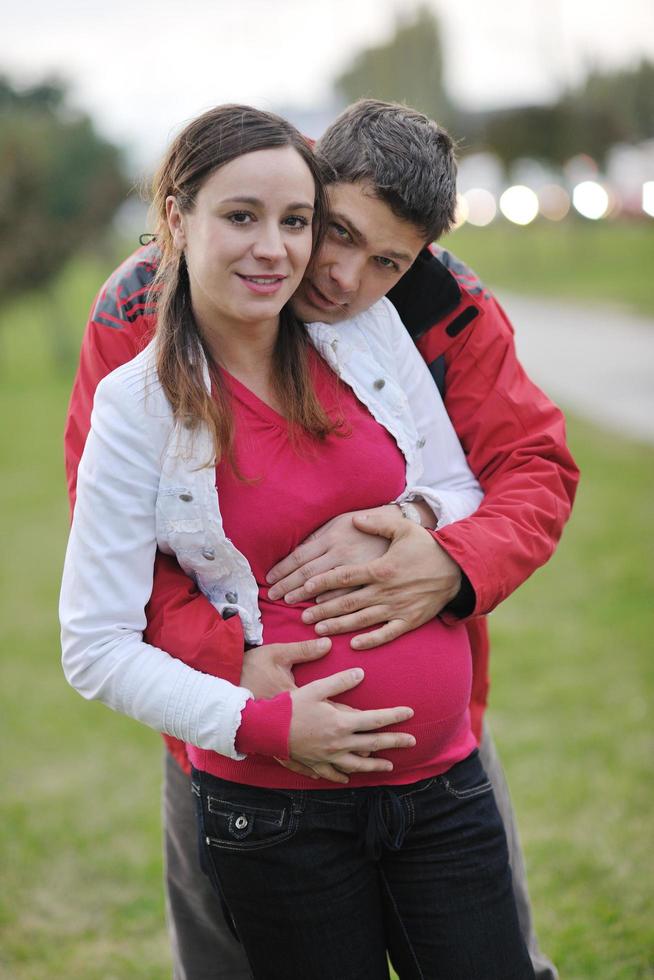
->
<box><xmin>444</xmin><ymin>219</ymin><xmax>653</xmax><ymax>318</ymax></box>
<box><xmin>1</xmin><ymin>248</ymin><xmax>652</xmax><ymax>978</ymax></box>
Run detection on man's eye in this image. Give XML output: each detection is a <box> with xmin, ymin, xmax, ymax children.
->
<box><xmin>228</xmin><ymin>212</ymin><xmax>253</xmax><ymax>224</ymax></box>
<box><xmin>330</xmin><ymin>223</ymin><xmax>352</xmax><ymax>242</ymax></box>
<box><xmin>376</xmin><ymin>256</ymin><xmax>399</xmax><ymax>271</ymax></box>
<box><xmin>283</xmin><ymin>215</ymin><xmax>310</xmax><ymax>229</ymax></box>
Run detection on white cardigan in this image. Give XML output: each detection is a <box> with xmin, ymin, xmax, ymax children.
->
<box><xmin>60</xmin><ymin>298</ymin><xmax>482</xmax><ymax>760</ymax></box>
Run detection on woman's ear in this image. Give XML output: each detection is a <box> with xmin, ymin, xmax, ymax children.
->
<box><xmin>166</xmin><ymin>196</ymin><xmax>186</xmax><ymax>250</ymax></box>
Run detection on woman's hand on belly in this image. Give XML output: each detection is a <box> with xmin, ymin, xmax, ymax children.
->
<box><xmin>287</xmin><ymin>668</ymin><xmax>415</xmax><ymax>779</ymax></box>
<box><xmin>265</xmin><ymin>506</ymin><xmax>395</xmax><ymax>602</ymax></box>
<box><xmin>240</xmin><ymin>637</ymin><xmax>332</xmax><ymax>698</ymax></box>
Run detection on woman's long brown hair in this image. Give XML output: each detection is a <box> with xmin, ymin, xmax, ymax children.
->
<box><xmin>150</xmin><ymin>104</ymin><xmax>336</xmax><ymax>468</ymax></box>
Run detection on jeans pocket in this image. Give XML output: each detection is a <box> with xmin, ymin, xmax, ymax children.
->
<box><xmin>202</xmin><ymin>793</ymin><xmax>298</xmax><ymax>852</ymax></box>
<box><xmin>436</xmin><ymin>750</ymin><xmax>493</xmax><ymax>800</ymax></box>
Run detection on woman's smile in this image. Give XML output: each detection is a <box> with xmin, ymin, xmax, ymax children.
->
<box><xmin>236</xmin><ymin>273</ymin><xmax>289</xmax><ymax>295</ymax></box>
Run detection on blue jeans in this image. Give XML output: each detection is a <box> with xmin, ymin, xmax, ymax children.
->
<box><xmin>193</xmin><ymin>751</ymin><xmax>534</xmax><ymax>980</ymax></box>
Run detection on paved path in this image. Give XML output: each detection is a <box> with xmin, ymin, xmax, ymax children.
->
<box><xmin>497</xmin><ymin>292</ymin><xmax>654</xmax><ymax>445</ymax></box>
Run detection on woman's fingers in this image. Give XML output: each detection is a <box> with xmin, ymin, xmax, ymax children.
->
<box><xmin>267</xmin><ymin>553</ymin><xmax>334</xmax><ymax>602</ymax></box>
<box><xmin>297</xmin><ymin>667</ymin><xmax>366</xmax><ymax>701</ymax></box>
<box><xmin>343</xmin><ymin>731</ymin><xmax>416</xmax><ymax>753</ymax></box>
<box><xmin>345</xmin><ymin>704</ymin><xmax>414</xmax><ymax>731</ymax></box>
<box><xmin>265</xmin><ymin>537</ymin><xmax>326</xmax><ymax>589</ymax></box>
<box><xmin>275</xmin><ymin>757</ymin><xmax>350</xmax><ymax>784</ymax></box>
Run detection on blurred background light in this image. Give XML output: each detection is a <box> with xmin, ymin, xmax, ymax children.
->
<box><xmin>538</xmin><ymin>184</ymin><xmax>571</xmax><ymax>221</ymax></box>
<box><xmin>462</xmin><ymin>188</ymin><xmax>497</xmax><ymax>227</ymax></box>
<box><xmin>499</xmin><ymin>185</ymin><xmax>539</xmax><ymax>225</ymax></box>
<box><xmin>643</xmin><ymin>181</ymin><xmax>654</xmax><ymax>217</ymax></box>
<box><xmin>572</xmin><ymin>180</ymin><xmax>610</xmax><ymax>219</ymax></box>
<box><xmin>452</xmin><ymin>193</ymin><xmax>470</xmax><ymax>230</ymax></box>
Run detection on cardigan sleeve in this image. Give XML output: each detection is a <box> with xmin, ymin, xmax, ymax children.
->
<box><xmin>59</xmin><ymin>365</ymin><xmax>252</xmax><ymax>760</ymax></box>
<box><xmin>64</xmin><ymin>248</ymin><xmax>245</xmax><ymax>699</ymax></box>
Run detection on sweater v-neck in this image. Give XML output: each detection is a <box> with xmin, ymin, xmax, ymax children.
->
<box><xmin>218</xmin><ymin>366</ymin><xmax>288</xmax><ymax>429</ymax></box>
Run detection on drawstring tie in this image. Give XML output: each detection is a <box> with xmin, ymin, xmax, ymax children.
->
<box><xmin>355</xmin><ymin>788</ymin><xmax>407</xmax><ymax>860</ymax></box>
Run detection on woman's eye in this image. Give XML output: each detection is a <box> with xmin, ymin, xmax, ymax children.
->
<box><xmin>330</xmin><ymin>223</ymin><xmax>352</xmax><ymax>242</ymax></box>
<box><xmin>228</xmin><ymin>212</ymin><xmax>253</xmax><ymax>224</ymax></box>
<box><xmin>283</xmin><ymin>215</ymin><xmax>310</xmax><ymax>229</ymax></box>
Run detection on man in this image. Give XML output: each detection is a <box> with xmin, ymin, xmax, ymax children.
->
<box><xmin>65</xmin><ymin>100</ymin><xmax>578</xmax><ymax>979</ymax></box>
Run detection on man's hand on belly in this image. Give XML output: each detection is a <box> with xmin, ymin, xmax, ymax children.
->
<box><xmin>286</xmin><ymin>511</ymin><xmax>462</xmax><ymax>650</ymax></box>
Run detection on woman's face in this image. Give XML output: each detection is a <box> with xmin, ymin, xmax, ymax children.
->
<box><xmin>167</xmin><ymin>146</ymin><xmax>316</xmax><ymax>335</ymax></box>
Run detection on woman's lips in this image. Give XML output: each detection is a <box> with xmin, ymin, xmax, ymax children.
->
<box><xmin>237</xmin><ymin>274</ymin><xmax>287</xmax><ymax>295</ymax></box>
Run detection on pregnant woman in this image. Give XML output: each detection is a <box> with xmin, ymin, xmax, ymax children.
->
<box><xmin>60</xmin><ymin>104</ymin><xmax>533</xmax><ymax>979</ymax></box>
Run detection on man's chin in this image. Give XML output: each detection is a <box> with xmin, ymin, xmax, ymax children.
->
<box><xmin>291</xmin><ymin>293</ymin><xmax>340</xmax><ymax>325</ymax></box>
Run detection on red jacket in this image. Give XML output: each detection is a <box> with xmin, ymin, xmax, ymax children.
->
<box><xmin>64</xmin><ymin>243</ymin><xmax>579</xmax><ymax>769</ymax></box>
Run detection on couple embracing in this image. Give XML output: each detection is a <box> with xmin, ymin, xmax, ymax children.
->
<box><xmin>61</xmin><ymin>99</ymin><xmax>578</xmax><ymax>979</ymax></box>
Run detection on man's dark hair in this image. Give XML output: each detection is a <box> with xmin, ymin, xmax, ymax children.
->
<box><xmin>316</xmin><ymin>99</ymin><xmax>457</xmax><ymax>243</ymax></box>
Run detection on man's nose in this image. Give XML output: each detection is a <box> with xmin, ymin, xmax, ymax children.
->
<box><xmin>328</xmin><ymin>256</ymin><xmax>363</xmax><ymax>295</ymax></box>
<box><xmin>252</xmin><ymin>222</ymin><xmax>286</xmax><ymax>262</ymax></box>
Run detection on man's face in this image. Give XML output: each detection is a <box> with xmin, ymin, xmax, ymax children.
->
<box><xmin>291</xmin><ymin>181</ymin><xmax>426</xmax><ymax>323</ymax></box>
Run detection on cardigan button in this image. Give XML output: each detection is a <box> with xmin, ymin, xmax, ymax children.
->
<box><xmin>416</xmin><ymin>436</ymin><xmax>426</xmax><ymax>449</ymax></box>
<box><xmin>225</xmin><ymin>591</ymin><xmax>238</xmax><ymax>604</ymax></box>
<box><xmin>179</xmin><ymin>491</ymin><xmax>193</xmax><ymax>502</ymax></box>
<box><xmin>202</xmin><ymin>547</ymin><xmax>215</xmax><ymax>561</ymax></box>
<box><xmin>373</xmin><ymin>378</ymin><xmax>386</xmax><ymax>390</ymax></box>
<box><xmin>222</xmin><ymin>607</ymin><xmax>239</xmax><ymax>620</ymax></box>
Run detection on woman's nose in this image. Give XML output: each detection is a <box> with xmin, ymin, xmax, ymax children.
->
<box><xmin>251</xmin><ymin>223</ymin><xmax>286</xmax><ymax>262</ymax></box>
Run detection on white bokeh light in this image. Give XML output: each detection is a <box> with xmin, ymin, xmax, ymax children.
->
<box><xmin>499</xmin><ymin>185</ymin><xmax>539</xmax><ymax>225</ymax></box>
<box><xmin>643</xmin><ymin>181</ymin><xmax>654</xmax><ymax>217</ymax></box>
<box><xmin>463</xmin><ymin>188</ymin><xmax>497</xmax><ymax>227</ymax></box>
<box><xmin>572</xmin><ymin>181</ymin><xmax>610</xmax><ymax>219</ymax></box>
<box><xmin>452</xmin><ymin>193</ymin><xmax>470</xmax><ymax>230</ymax></box>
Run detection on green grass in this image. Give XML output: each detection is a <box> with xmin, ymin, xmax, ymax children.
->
<box><xmin>1</xmin><ymin>251</ymin><xmax>653</xmax><ymax>977</ymax></box>
<box><xmin>443</xmin><ymin>219</ymin><xmax>654</xmax><ymax>317</ymax></box>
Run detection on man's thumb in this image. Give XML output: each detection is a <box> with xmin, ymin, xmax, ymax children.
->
<box><xmin>352</xmin><ymin>509</ymin><xmax>399</xmax><ymax>540</ymax></box>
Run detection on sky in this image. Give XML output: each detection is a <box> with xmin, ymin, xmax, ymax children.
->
<box><xmin>2</xmin><ymin>0</ymin><xmax>653</xmax><ymax>172</ymax></box>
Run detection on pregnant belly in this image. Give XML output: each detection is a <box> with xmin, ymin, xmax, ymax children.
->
<box><xmin>259</xmin><ymin>596</ymin><xmax>474</xmax><ymax>775</ymax></box>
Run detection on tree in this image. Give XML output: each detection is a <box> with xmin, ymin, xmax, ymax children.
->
<box><xmin>0</xmin><ymin>76</ymin><xmax>129</xmax><ymax>305</ymax></box>
<box><xmin>470</xmin><ymin>59</ymin><xmax>654</xmax><ymax>167</ymax></box>
<box><xmin>333</xmin><ymin>5</ymin><xmax>453</xmax><ymax>126</ymax></box>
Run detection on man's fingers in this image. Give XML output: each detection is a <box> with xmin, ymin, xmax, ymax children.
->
<box><xmin>314</xmin><ymin>587</ymin><xmax>353</xmax><ymax>603</ymax></box>
<box><xmin>265</xmin><ymin>538</ymin><xmax>325</xmax><ymax>587</ymax></box>
<box><xmin>277</xmin><ymin>637</ymin><xmax>332</xmax><ymax>665</ymax></box>
<box><xmin>307</xmin><ymin>606</ymin><xmax>390</xmax><ymax>640</ymax></box>
<box><xmin>350</xmin><ymin>619</ymin><xmax>408</xmax><ymax>650</ymax></box>
<box><xmin>302</xmin><ymin>586</ymin><xmax>378</xmax><ymax>625</ymax></box>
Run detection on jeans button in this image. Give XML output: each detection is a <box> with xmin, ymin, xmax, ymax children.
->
<box><xmin>235</xmin><ymin>815</ymin><xmax>248</xmax><ymax>830</ymax></box>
